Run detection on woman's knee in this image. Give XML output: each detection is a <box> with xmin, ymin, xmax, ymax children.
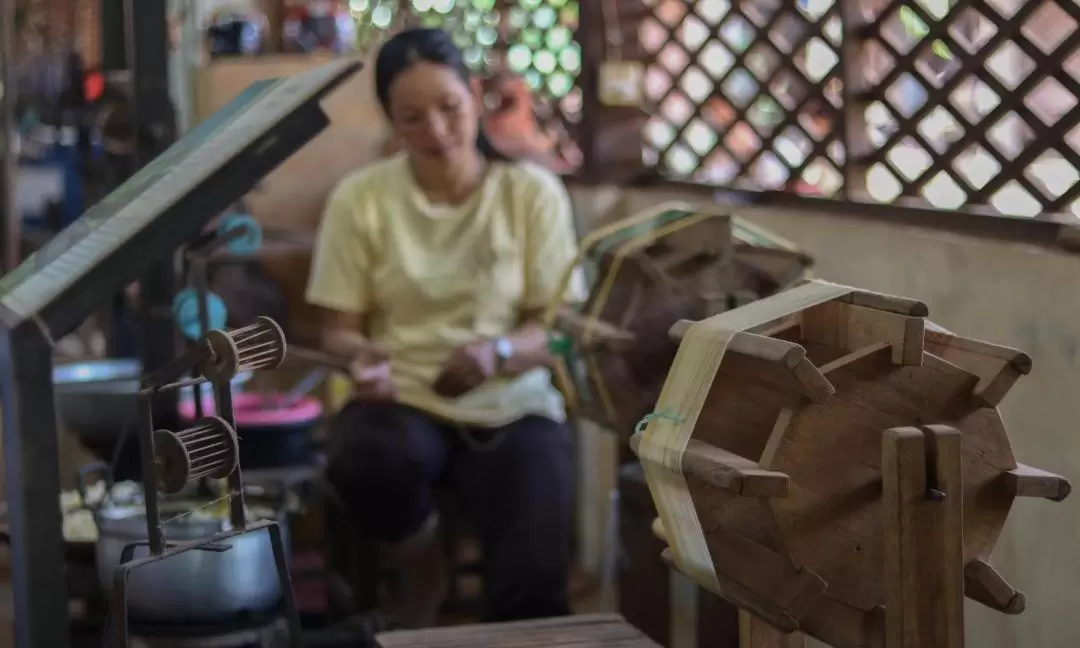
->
<box><xmin>330</xmin><ymin>401</ymin><xmax>447</xmax><ymax>471</ymax></box>
<box><xmin>502</xmin><ymin>417</ymin><xmax>574</xmax><ymax>511</ymax></box>
<box><xmin>326</xmin><ymin>401</ymin><xmax>450</xmax><ymax>541</ymax></box>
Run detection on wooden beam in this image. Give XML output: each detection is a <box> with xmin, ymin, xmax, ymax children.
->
<box><xmin>881</xmin><ymin>426</ymin><xmax>965</xmax><ymax>648</ymax></box>
<box><xmin>964</xmin><ymin>559</ymin><xmax>1026</xmax><ymax>615</ymax></box>
<box><xmin>1004</xmin><ymin>464</ymin><xmax>1072</xmax><ymax>502</ymax></box>
<box><xmin>0</xmin><ymin>0</ymin><xmax>18</xmax><ymax>272</ymax></box>
<box><xmin>681</xmin><ymin>440</ymin><xmax>790</xmax><ymax>497</ymax></box>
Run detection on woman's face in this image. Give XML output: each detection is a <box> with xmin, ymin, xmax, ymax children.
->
<box><xmin>386</xmin><ymin>61</ymin><xmax>481</xmax><ymax>166</ymax></box>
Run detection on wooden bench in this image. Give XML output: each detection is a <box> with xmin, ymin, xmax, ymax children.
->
<box><xmin>375</xmin><ymin>613</ymin><xmax>660</xmax><ymax>648</ymax></box>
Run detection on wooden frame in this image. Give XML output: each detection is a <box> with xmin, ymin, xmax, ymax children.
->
<box><xmin>633</xmin><ymin>280</ymin><xmax>1071</xmax><ymax>648</ymax></box>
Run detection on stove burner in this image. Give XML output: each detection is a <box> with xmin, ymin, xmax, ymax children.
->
<box><xmin>129</xmin><ymin>615</ymin><xmax>288</xmax><ymax>648</ymax></box>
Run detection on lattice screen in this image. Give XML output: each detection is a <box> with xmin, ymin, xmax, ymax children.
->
<box><xmin>856</xmin><ymin>0</ymin><xmax>1080</xmax><ymax>218</ymax></box>
<box><xmin>350</xmin><ymin>0</ymin><xmax>582</xmax><ymax>168</ymax></box>
<box><xmin>641</xmin><ymin>0</ymin><xmax>1080</xmax><ymax>218</ymax></box>
<box><xmin>641</xmin><ymin>0</ymin><xmax>846</xmax><ymax>197</ymax></box>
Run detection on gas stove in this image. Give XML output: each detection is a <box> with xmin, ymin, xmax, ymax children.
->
<box><xmin>127</xmin><ymin>616</ymin><xmax>289</xmax><ymax>648</ymax></box>
<box><xmin>71</xmin><ymin>611</ymin><xmax>289</xmax><ymax>648</ymax></box>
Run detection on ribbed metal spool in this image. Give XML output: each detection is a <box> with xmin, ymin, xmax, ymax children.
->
<box><xmin>200</xmin><ymin>316</ymin><xmax>287</xmax><ymax>383</ymax></box>
<box><xmin>153</xmin><ymin>416</ymin><xmax>239</xmax><ymax>494</ymax></box>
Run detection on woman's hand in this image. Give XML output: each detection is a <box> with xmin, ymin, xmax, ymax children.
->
<box><xmin>349</xmin><ymin>347</ymin><xmax>397</xmax><ymax>402</ymax></box>
<box><xmin>433</xmin><ymin>339</ymin><xmax>498</xmax><ymax>398</ymax></box>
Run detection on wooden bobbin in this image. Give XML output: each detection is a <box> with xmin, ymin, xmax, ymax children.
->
<box><xmin>200</xmin><ymin>316</ymin><xmax>287</xmax><ymax>383</ymax></box>
<box><xmin>153</xmin><ymin>416</ymin><xmax>240</xmax><ymax>494</ymax></box>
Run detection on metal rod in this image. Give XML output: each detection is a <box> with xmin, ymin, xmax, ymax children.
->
<box><xmin>0</xmin><ymin>334</ymin><xmax>71</xmax><ymax>648</ymax></box>
<box><xmin>0</xmin><ymin>0</ymin><xmax>19</xmax><ymax>271</ymax></box>
<box><xmin>192</xmin><ymin>258</ymin><xmax>211</xmax><ymax>420</ymax></box>
<box><xmin>214</xmin><ymin>378</ymin><xmax>246</xmax><ymax>530</ymax></box>
<box><xmin>136</xmin><ymin>394</ymin><xmax>165</xmax><ymax>555</ymax></box>
<box><xmin>122</xmin><ymin>0</ymin><xmax>140</xmax><ymax>169</ymax></box>
<box><xmin>140</xmin><ymin>375</ymin><xmax>207</xmax><ymax>396</ymax></box>
<box><xmin>268</xmin><ymin>522</ymin><xmax>305</xmax><ymax>646</ymax></box>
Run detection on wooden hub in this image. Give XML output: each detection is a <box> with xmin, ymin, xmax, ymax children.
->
<box><xmin>550</xmin><ymin>203</ymin><xmax>812</xmax><ymax>436</ymax></box>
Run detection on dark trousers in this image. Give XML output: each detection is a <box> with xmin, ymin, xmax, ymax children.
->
<box><xmin>325</xmin><ymin>401</ymin><xmax>574</xmax><ymax>622</ymax></box>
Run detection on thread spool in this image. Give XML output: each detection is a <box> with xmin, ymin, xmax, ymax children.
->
<box><xmin>217</xmin><ymin>213</ymin><xmax>263</xmax><ymax>256</ymax></box>
<box><xmin>200</xmin><ymin>316</ymin><xmax>287</xmax><ymax>383</ymax></box>
<box><xmin>172</xmin><ymin>288</ymin><xmax>229</xmax><ymax>340</ymax></box>
<box><xmin>153</xmin><ymin>416</ymin><xmax>239</xmax><ymax>494</ymax></box>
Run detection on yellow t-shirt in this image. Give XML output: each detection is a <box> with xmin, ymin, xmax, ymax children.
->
<box><xmin>306</xmin><ymin>154</ymin><xmax>587</xmax><ymax>428</ymax></box>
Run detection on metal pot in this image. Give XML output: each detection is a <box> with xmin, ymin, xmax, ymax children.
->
<box><xmin>180</xmin><ymin>391</ymin><xmax>322</xmax><ymax>470</ymax></box>
<box><xmin>53</xmin><ymin>359</ymin><xmax>143</xmax><ymax>444</ymax></box>
<box><xmin>54</xmin><ymin>359</ymin><xmax>254</xmax><ymax>437</ymax></box>
<box><xmin>94</xmin><ymin>497</ymin><xmax>290</xmax><ymax>623</ymax></box>
<box><xmin>54</xmin><ymin>360</ymin><xmax>253</xmax><ymax>479</ymax></box>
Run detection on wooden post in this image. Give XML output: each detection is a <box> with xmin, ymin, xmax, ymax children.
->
<box><xmin>576</xmin><ymin>0</ymin><xmax>648</xmax><ymax>183</ymax></box>
<box><xmin>881</xmin><ymin>426</ymin><xmax>965</xmax><ymax>648</ymax></box>
<box><xmin>739</xmin><ymin>611</ymin><xmax>807</xmax><ymax>648</ymax></box>
<box><xmin>0</xmin><ymin>0</ymin><xmax>18</xmax><ymax>272</ymax></box>
<box><xmin>837</xmin><ymin>0</ymin><xmax>872</xmax><ymax>201</ymax></box>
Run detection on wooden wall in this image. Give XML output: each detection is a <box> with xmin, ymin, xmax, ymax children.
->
<box><xmin>192</xmin><ymin>54</ymin><xmax>391</xmax><ymax>340</ymax></box>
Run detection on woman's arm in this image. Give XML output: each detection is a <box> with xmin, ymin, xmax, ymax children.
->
<box><xmin>497</xmin><ymin>169</ymin><xmax>588</xmax><ymax>377</ymax></box>
<box><xmin>434</xmin><ymin>168</ymin><xmax>585</xmax><ymax>397</ymax></box>
<box><xmin>495</xmin><ymin>310</ymin><xmax>552</xmax><ymax>376</ymax></box>
<box><xmin>307</xmin><ymin>175</ymin><xmax>380</xmax><ymax>362</ymax></box>
<box><xmin>320</xmin><ymin>309</ymin><xmax>375</xmax><ymax>359</ymax></box>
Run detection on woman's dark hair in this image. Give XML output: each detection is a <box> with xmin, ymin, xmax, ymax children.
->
<box><xmin>374</xmin><ymin>27</ymin><xmax>509</xmax><ymax>161</ymax></box>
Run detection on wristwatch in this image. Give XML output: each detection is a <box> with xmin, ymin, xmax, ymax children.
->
<box><xmin>494</xmin><ymin>336</ymin><xmax>514</xmax><ymax>374</ymax></box>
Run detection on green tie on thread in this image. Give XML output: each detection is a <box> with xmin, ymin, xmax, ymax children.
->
<box><xmin>548</xmin><ymin>332</ymin><xmax>572</xmax><ymax>357</ymax></box>
<box><xmin>635</xmin><ymin>408</ymin><xmax>686</xmax><ymax>433</ymax></box>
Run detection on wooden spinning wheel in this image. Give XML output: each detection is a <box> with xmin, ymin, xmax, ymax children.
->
<box><xmin>550</xmin><ymin>204</ymin><xmax>735</xmax><ymax>434</ymax></box>
<box><xmin>632</xmin><ymin>280</ymin><xmax>1070</xmax><ymax>648</ymax></box>
<box><xmin>549</xmin><ymin>203</ymin><xmax>813</xmax><ymax>436</ymax></box>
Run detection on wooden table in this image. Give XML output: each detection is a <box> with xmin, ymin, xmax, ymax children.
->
<box><xmin>375</xmin><ymin>614</ymin><xmax>660</xmax><ymax>648</ymax></box>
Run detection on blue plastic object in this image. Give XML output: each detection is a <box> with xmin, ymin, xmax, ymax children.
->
<box><xmin>172</xmin><ymin>288</ymin><xmax>228</xmax><ymax>340</ymax></box>
<box><xmin>217</xmin><ymin>213</ymin><xmax>263</xmax><ymax>255</ymax></box>
<box><xmin>17</xmin><ymin>127</ymin><xmax>84</xmax><ymax>227</ymax></box>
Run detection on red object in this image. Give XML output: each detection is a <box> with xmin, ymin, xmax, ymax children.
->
<box><xmin>84</xmin><ymin>71</ymin><xmax>105</xmax><ymax>103</ymax></box>
<box><xmin>179</xmin><ymin>392</ymin><xmax>323</xmax><ymax>426</ymax></box>
<box><xmin>483</xmin><ymin>72</ymin><xmax>574</xmax><ymax>172</ymax></box>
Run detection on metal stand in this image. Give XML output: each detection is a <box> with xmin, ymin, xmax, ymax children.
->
<box><xmin>181</xmin><ymin>219</ymin><xmax>255</xmax><ymax>421</ymax></box>
<box><xmin>0</xmin><ymin>56</ymin><xmax>358</xmax><ymax>648</ymax></box>
<box><xmin>107</xmin><ymin>316</ymin><xmax>303</xmax><ymax>647</ymax></box>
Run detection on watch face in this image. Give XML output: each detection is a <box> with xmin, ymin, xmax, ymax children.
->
<box><xmin>495</xmin><ymin>337</ymin><xmax>514</xmax><ymax>360</ymax></box>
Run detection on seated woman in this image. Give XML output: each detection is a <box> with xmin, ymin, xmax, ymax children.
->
<box><xmin>306</xmin><ymin>28</ymin><xmax>586</xmax><ymax>628</ymax></box>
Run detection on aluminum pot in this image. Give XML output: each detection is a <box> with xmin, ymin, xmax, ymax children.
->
<box><xmin>94</xmin><ymin>498</ymin><xmax>289</xmax><ymax>623</ymax></box>
<box><xmin>54</xmin><ymin>359</ymin><xmax>254</xmax><ymax>442</ymax></box>
<box><xmin>54</xmin><ymin>360</ymin><xmax>253</xmax><ymax>479</ymax></box>
<box><xmin>53</xmin><ymin>359</ymin><xmax>143</xmax><ymax>444</ymax></box>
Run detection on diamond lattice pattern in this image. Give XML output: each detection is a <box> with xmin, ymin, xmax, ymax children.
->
<box><xmin>351</xmin><ymin>0</ymin><xmax>582</xmax><ymax>168</ymax></box>
<box><xmin>860</xmin><ymin>0</ymin><xmax>1080</xmax><ymax>217</ymax></box>
<box><xmin>642</xmin><ymin>0</ymin><xmax>846</xmax><ymax>197</ymax></box>
<box><xmin>643</xmin><ymin>0</ymin><xmax>1080</xmax><ymax>218</ymax></box>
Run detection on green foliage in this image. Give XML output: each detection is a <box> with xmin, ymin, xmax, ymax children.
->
<box><xmin>350</xmin><ymin>0</ymin><xmax>580</xmax><ymax>98</ymax></box>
